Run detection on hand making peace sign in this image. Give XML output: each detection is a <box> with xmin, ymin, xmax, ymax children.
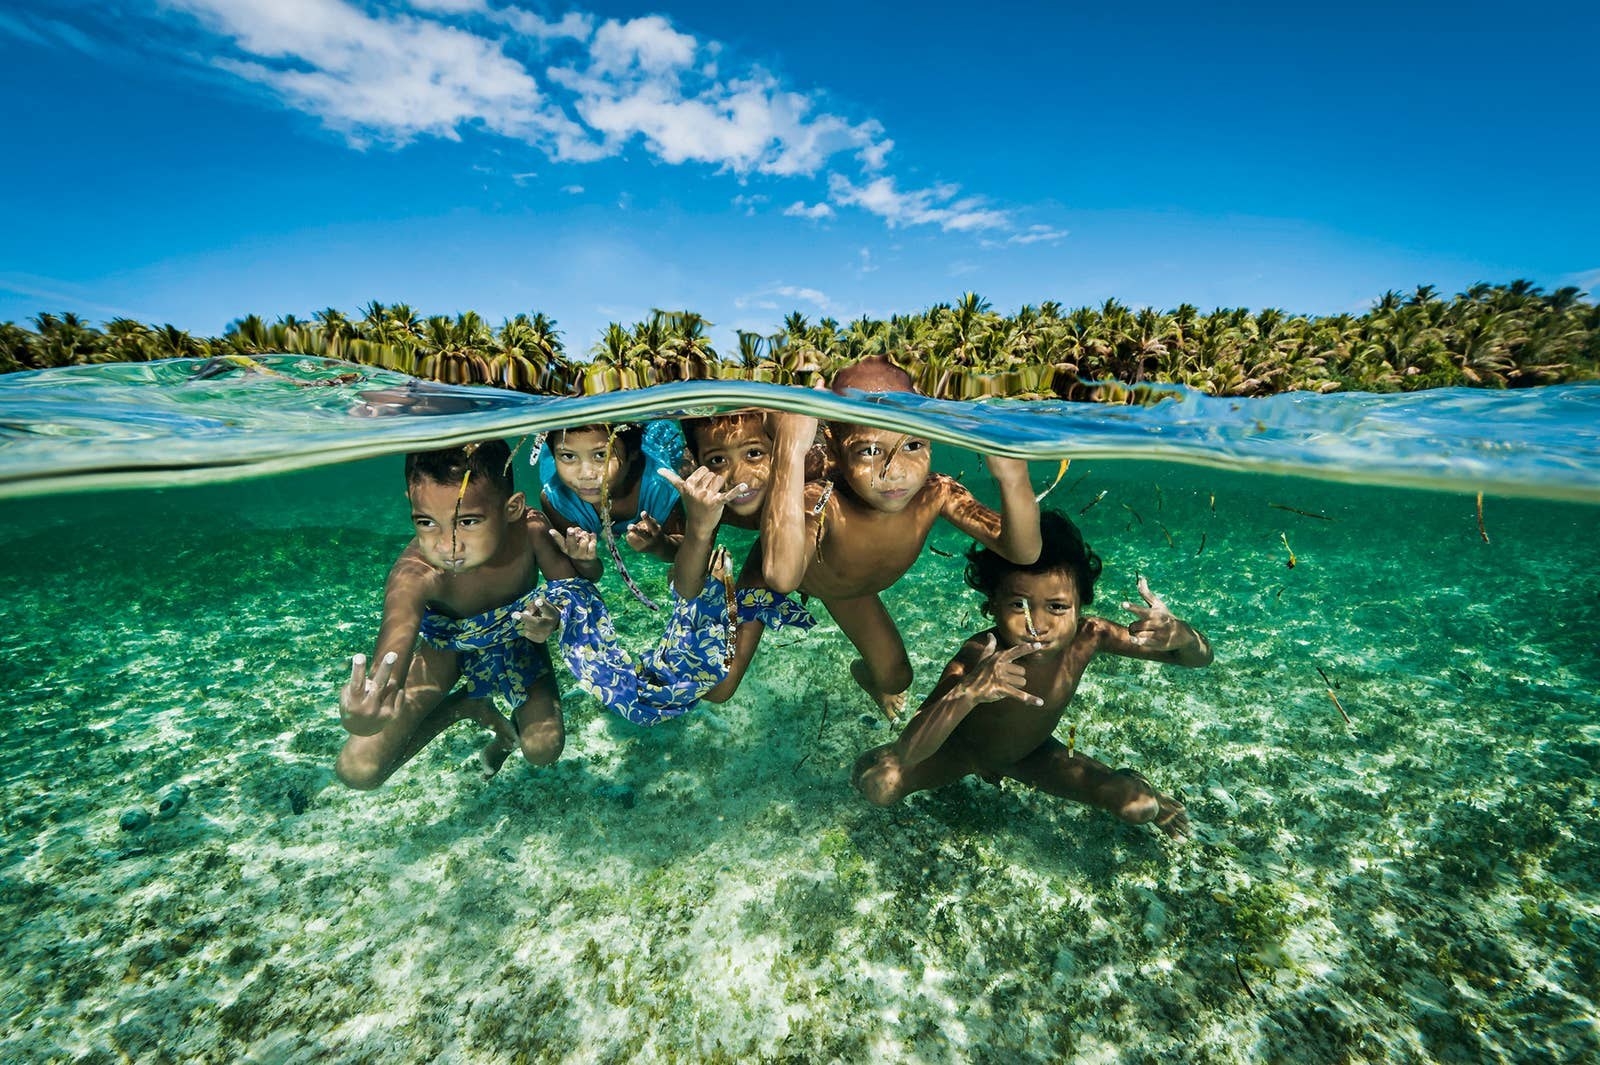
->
<box><xmin>963</xmin><ymin>633</ymin><xmax>1045</xmax><ymax>707</ymax></box>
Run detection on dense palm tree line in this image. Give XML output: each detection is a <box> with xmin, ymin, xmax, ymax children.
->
<box><xmin>3</xmin><ymin>283</ymin><xmax>1595</xmax><ymax>399</ymax></box>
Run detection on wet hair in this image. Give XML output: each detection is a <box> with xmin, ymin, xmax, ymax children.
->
<box><xmin>825</xmin><ymin>357</ymin><xmax>921</xmax><ymax>453</ymax></box>
<box><xmin>828</xmin><ymin>355</ymin><xmax>916</xmax><ymax>396</ymax></box>
<box><xmin>682</xmin><ymin>412</ymin><xmax>768</xmax><ymax>460</ymax></box>
<box><xmin>964</xmin><ymin>510</ymin><xmax>1101</xmax><ymax>607</ymax></box>
<box><xmin>404</xmin><ymin>439</ymin><xmax>514</xmax><ymax>499</ymax></box>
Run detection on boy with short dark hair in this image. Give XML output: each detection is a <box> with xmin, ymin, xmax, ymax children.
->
<box><xmin>851</xmin><ymin>511</ymin><xmax>1210</xmax><ymax>838</ymax></box>
<box><xmin>335</xmin><ymin>439</ymin><xmax>576</xmax><ymax>789</ymax></box>
<box><xmin>758</xmin><ymin>356</ymin><xmax>1042</xmax><ymax>720</ymax></box>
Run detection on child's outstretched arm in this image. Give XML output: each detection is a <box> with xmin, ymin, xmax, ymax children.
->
<box><xmin>661</xmin><ymin>466</ymin><xmax>746</xmax><ymax>599</ymax></box>
<box><xmin>760</xmin><ymin>410</ymin><xmax>821</xmax><ymax>594</ymax></box>
<box><xmin>526</xmin><ymin>507</ymin><xmax>579</xmax><ymax>581</ymax></box>
<box><xmin>541</xmin><ymin>492</ymin><xmax>602</xmax><ymax>581</ymax></box>
<box><xmin>939</xmin><ymin>457</ymin><xmax>1042</xmax><ymax>565</ymax></box>
<box><xmin>624</xmin><ymin>511</ymin><xmax>684</xmax><ymax>562</ymax></box>
<box><xmin>1097</xmin><ymin>576</ymin><xmax>1213</xmax><ymax>667</ymax></box>
<box><xmin>547</xmin><ymin>526</ymin><xmax>599</xmax><ymax>581</ymax></box>
<box><xmin>892</xmin><ymin>633</ymin><xmax>1042</xmax><ymax>767</ymax></box>
<box><xmin>339</xmin><ymin>560</ymin><xmax>430</xmax><ymax>736</ymax></box>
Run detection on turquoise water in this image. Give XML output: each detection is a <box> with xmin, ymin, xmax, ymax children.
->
<box><xmin>2</xmin><ymin>359</ymin><xmax>1598</xmax><ymax>1062</ymax></box>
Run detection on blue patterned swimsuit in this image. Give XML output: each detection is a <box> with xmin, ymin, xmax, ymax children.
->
<box><xmin>542</xmin><ymin>577</ymin><xmax>815</xmax><ymax>726</ymax></box>
<box><xmin>418</xmin><ymin>590</ymin><xmax>554</xmax><ymax>709</ymax></box>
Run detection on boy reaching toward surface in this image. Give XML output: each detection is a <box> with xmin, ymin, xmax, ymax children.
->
<box><xmin>758</xmin><ymin>357</ymin><xmax>1042</xmax><ymax>720</ymax></box>
<box><xmin>335</xmin><ymin>440</ymin><xmax>576</xmax><ymax>790</ymax></box>
<box><xmin>852</xmin><ymin>511</ymin><xmax>1210</xmax><ymax>838</ymax></box>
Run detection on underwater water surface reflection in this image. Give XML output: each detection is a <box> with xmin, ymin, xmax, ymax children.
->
<box><xmin>1</xmin><ymin>448</ymin><xmax>1597</xmax><ymax>1063</ymax></box>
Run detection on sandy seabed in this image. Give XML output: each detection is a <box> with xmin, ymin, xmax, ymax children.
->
<box><xmin>2</xmin><ymin>458</ymin><xmax>1597</xmax><ymax>1063</ymax></box>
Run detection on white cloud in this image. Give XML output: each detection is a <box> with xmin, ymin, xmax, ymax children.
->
<box><xmin>586</xmin><ymin>14</ymin><xmax>697</xmax><ymax>76</ymax></box>
<box><xmin>856</xmin><ymin>137</ymin><xmax>892</xmax><ymax>171</ymax></box>
<box><xmin>740</xmin><ymin>284</ymin><xmax>833</xmax><ymax>314</ymax></box>
<box><xmin>122</xmin><ymin>2</ymin><xmax>1029</xmax><ymax>237</ymax></box>
<box><xmin>491</xmin><ymin>7</ymin><xmax>593</xmax><ymax>41</ymax></box>
<box><xmin>562</xmin><ymin>184</ymin><xmax>585</xmax><ymax>194</ymax></box>
<box><xmin>856</xmin><ymin>247</ymin><xmax>877</xmax><ymax>274</ymax></box>
<box><xmin>1562</xmin><ymin>267</ymin><xmax>1600</xmax><ymax>294</ymax></box>
<box><xmin>783</xmin><ymin>200</ymin><xmax>834</xmax><ymax>220</ymax></box>
<box><xmin>510</xmin><ymin>171</ymin><xmax>538</xmax><ymax>185</ymax></box>
<box><xmin>550</xmin><ymin>20</ymin><xmax>886</xmax><ymax>178</ymax></box>
<box><xmin>773</xmin><ymin>284</ymin><xmax>832</xmax><ymax>311</ymax></box>
<box><xmin>168</xmin><ymin>0</ymin><xmax>582</xmax><ymax>147</ymax></box>
<box><xmin>1009</xmin><ymin>224</ymin><xmax>1070</xmax><ymax>245</ymax></box>
<box><xmin>827</xmin><ymin>174</ymin><xmax>1009</xmax><ymax>232</ymax></box>
<box><xmin>406</xmin><ymin>0</ymin><xmax>485</xmax><ymax>14</ymax></box>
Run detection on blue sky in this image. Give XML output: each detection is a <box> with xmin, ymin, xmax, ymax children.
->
<box><xmin>2</xmin><ymin>0</ymin><xmax>1596</xmax><ymax>357</ymax></box>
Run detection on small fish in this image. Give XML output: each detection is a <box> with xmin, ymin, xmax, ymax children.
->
<box><xmin>1120</xmin><ymin>502</ymin><xmax>1144</xmax><ymax>525</ymax></box>
<box><xmin>1328</xmin><ymin>688</ymin><xmax>1352</xmax><ymax>727</ymax></box>
<box><xmin>1209</xmin><ymin>493</ymin><xmax>1216</xmax><ymax>513</ymax></box>
<box><xmin>1476</xmin><ymin>491</ymin><xmax>1490</xmax><ymax>544</ymax></box>
<box><xmin>1078</xmin><ymin>490</ymin><xmax>1108</xmax><ymax>516</ymax></box>
<box><xmin>1280</xmin><ymin>532</ymin><xmax>1296</xmax><ymax>569</ymax></box>
<box><xmin>1274</xmin><ymin>586</ymin><xmax>1285</xmax><ymax>601</ymax></box>
<box><xmin>1233</xmin><ymin>955</ymin><xmax>1259</xmax><ymax>1002</ymax></box>
<box><xmin>930</xmin><ymin>546</ymin><xmax>955</xmax><ymax>558</ymax></box>
<box><xmin>1035</xmin><ymin>459</ymin><xmax>1071</xmax><ymax>502</ymax></box>
<box><xmin>1158</xmin><ymin>522</ymin><xmax>1176</xmax><ymax>548</ymax></box>
<box><xmin>1269</xmin><ymin>503</ymin><xmax>1333</xmax><ymax>521</ymax></box>
<box><xmin>1315</xmin><ymin>665</ymin><xmax>1339</xmax><ymax>691</ymax></box>
<box><xmin>1195</xmin><ymin>532</ymin><xmax>1207</xmax><ymax>556</ymax></box>
<box><xmin>1153</xmin><ymin>484</ymin><xmax>1164</xmax><ymax>512</ymax></box>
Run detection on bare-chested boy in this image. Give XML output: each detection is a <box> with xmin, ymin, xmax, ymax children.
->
<box><xmin>758</xmin><ymin>357</ymin><xmax>1042</xmax><ymax>719</ymax></box>
<box><xmin>335</xmin><ymin>440</ymin><xmax>576</xmax><ymax>790</ymax></box>
<box><xmin>852</xmin><ymin>511</ymin><xmax>1209</xmax><ymax>838</ymax></box>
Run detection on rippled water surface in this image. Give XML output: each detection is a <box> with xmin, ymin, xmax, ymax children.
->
<box><xmin>1</xmin><ymin>359</ymin><xmax>1597</xmax><ymax>1063</ymax></box>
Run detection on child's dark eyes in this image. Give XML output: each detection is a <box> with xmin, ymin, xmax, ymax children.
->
<box><xmin>744</xmin><ymin>448</ymin><xmax>768</xmax><ymax>461</ymax></box>
<box><xmin>704</xmin><ymin>454</ymin><xmax>727</xmax><ymax>468</ymax></box>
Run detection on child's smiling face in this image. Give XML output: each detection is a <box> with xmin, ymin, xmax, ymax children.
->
<box><xmin>690</xmin><ymin>416</ymin><xmax>773</xmax><ymax>517</ymax></box>
<box><xmin>989</xmin><ymin>568</ymin><xmax>1081</xmax><ymax>653</ymax></box>
<box><xmin>550</xmin><ymin>428</ymin><xmax>627</xmax><ymax>506</ymax></box>
<box><xmin>832</xmin><ymin>425</ymin><xmax>932</xmax><ymax>513</ymax></box>
<box><xmin>407</xmin><ymin>476</ymin><xmax>519</xmax><ymax>573</ymax></box>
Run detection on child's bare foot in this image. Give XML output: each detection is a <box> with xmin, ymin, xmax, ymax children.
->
<box><xmin>478</xmin><ymin>738</ymin><xmax>515</xmax><ymax>779</ymax></box>
<box><xmin>850</xmin><ymin>659</ymin><xmax>905</xmax><ymax>723</ymax></box>
<box><xmin>1114</xmin><ymin>767</ymin><xmax>1189</xmax><ymax>840</ymax></box>
<box><xmin>459</xmin><ymin>702</ymin><xmax>520</xmax><ymax>779</ymax></box>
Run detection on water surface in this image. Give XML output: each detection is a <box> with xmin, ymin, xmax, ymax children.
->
<box><xmin>1</xmin><ymin>360</ymin><xmax>1597</xmax><ymax>1063</ymax></box>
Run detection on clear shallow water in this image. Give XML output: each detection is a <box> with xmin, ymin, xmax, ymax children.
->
<box><xmin>3</xmin><ymin>355</ymin><xmax>1600</xmax><ymax>502</ymax></box>
<box><xmin>1</xmin><ymin>361</ymin><xmax>1599</xmax><ymax>1063</ymax></box>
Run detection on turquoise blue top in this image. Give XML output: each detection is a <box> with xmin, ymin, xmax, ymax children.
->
<box><xmin>537</xmin><ymin>420</ymin><xmax>685</xmax><ymax>536</ymax></box>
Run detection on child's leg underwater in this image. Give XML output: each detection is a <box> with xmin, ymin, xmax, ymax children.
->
<box><xmin>824</xmin><ymin>592</ymin><xmax>913</xmax><ymax>721</ymax></box>
<box><xmin>335</xmin><ymin>644</ymin><xmax>469</xmax><ymax>790</ymax></box>
<box><xmin>506</xmin><ymin>671</ymin><xmax>564</xmax><ymax>768</ymax></box>
<box><xmin>852</xmin><ymin>740</ymin><xmax>973</xmax><ymax>806</ymax></box>
<box><xmin>1003</xmin><ymin>738</ymin><xmax>1189</xmax><ymax>839</ymax></box>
